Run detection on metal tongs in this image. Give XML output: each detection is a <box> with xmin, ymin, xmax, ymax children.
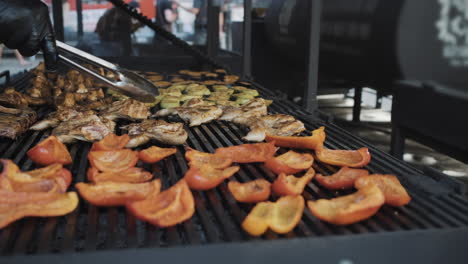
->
<box><xmin>56</xmin><ymin>41</ymin><xmax>158</xmax><ymax>102</ymax></box>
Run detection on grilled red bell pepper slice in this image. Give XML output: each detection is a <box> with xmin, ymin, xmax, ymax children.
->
<box><xmin>228</xmin><ymin>179</ymin><xmax>271</xmax><ymax>203</ymax></box>
<box><xmin>315</xmin><ymin>167</ymin><xmax>369</xmax><ymax>190</ymax></box>
<box><xmin>307</xmin><ymin>185</ymin><xmax>385</xmax><ymax>225</ymax></box>
<box><xmin>27</xmin><ymin>136</ymin><xmax>72</xmax><ymax>166</ymax></box>
<box><xmin>90</xmin><ymin>133</ymin><xmax>130</xmax><ymax>151</ymax></box>
<box><xmin>76</xmin><ymin>179</ymin><xmax>161</xmax><ymax>207</ymax></box>
<box><xmin>88</xmin><ymin>149</ymin><xmax>139</xmax><ymax>172</ymax></box>
<box><xmin>184</xmin><ymin>165</ymin><xmax>240</xmax><ymax>190</ymax></box>
<box><xmin>185</xmin><ymin>147</ymin><xmax>233</xmax><ymax>169</ymax></box>
<box><xmin>127</xmin><ymin>179</ymin><xmax>195</xmax><ymax>227</ymax></box>
<box><xmin>265</xmin><ymin>126</ymin><xmax>326</xmax><ymax>150</ymax></box>
<box><xmin>214</xmin><ymin>142</ymin><xmax>277</xmax><ymax>163</ymax></box>
<box><xmin>0</xmin><ymin>160</ymin><xmax>71</xmax><ymax>193</ymax></box>
<box><xmin>315</xmin><ymin>146</ymin><xmax>371</xmax><ymax>168</ymax></box>
<box><xmin>242</xmin><ymin>195</ymin><xmax>304</xmax><ymax>236</ymax></box>
<box><xmin>0</xmin><ymin>191</ymin><xmax>79</xmax><ymax>229</ymax></box>
<box><xmin>88</xmin><ymin>167</ymin><xmax>153</xmax><ymax>183</ymax></box>
<box><xmin>264</xmin><ymin>151</ymin><xmax>314</xmax><ymax>175</ymax></box>
<box><xmin>355</xmin><ymin>174</ymin><xmax>411</xmax><ymax>206</ymax></box>
<box><xmin>139</xmin><ymin>146</ymin><xmax>177</xmax><ymax>163</ymax></box>
<box><xmin>272</xmin><ymin>168</ymin><xmax>315</xmax><ymax>196</ymax></box>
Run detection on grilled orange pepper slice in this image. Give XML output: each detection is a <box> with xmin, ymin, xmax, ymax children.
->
<box><xmin>127</xmin><ymin>179</ymin><xmax>195</xmax><ymax>227</ymax></box>
<box><xmin>355</xmin><ymin>174</ymin><xmax>411</xmax><ymax>206</ymax></box>
<box><xmin>139</xmin><ymin>146</ymin><xmax>177</xmax><ymax>163</ymax></box>
<box><xmin>242</xmin><ymin>195</ymin><xmax>304</xmax><ymax>236</ymax></box>
<box><xmin>184</xmin><ymin>165</ymin><xmax>239</xmax><ymax>190</ymax></box>
<box><xmin>265</xmin><ymin>127</ymin><xmax>326</xmax><ymax>150</ymax></box>
<box><xmin>316</xmin><ymin>167</ymin><xmax>369</xmax><ymax>190</ymax></box>
<box><xmin>307</xmin><ymin>185</ymin><xmax>385</xmax><ymax>225</ymax></box>
<box><xmin>214</xmin><ymin>142</ymin><xmax>276</xmax><ymax>163</ymax></box>
<box><xmin>315</xmin><ymin>146</ymin><xmax>371</xmax><ymax>168</ymax></box>
<box><xmin>90</xmin><ymin>133</ymin><xmax>130</xmax><ymax>151</ymax></box>
<box><xmin>185</xmin><ymin>147</ymin><xmax>232</xmax><ymax>169</ymax></box>
<box><xmin>27</xmin><ymin>136</ymin><xmax>72</xmax><ymax>166</ymax></box>
<box><xmin>88</xmin><ymin>149</ymin><xmax>139</xmax><ymax>172</ymax></box>
<box><xmin>272</xmin><ymin>168</ymin><xmax>315</xmax><ymax>196</ymax></box>
<box><xmin>228</xmin><ymin>179</ymin><xmax>271</xmax><ymax>203</ymax></box>
<box><xmin>265</xmin><ymin>150</ymin><xmax>314</xmax><ymax>175</ymax></box>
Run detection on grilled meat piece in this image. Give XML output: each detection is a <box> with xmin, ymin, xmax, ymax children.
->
<box><xmin>100</xmin><ymin>99</ymin><xmax>150</xmax><ymax>121</ymax></box>
<box><xmin>30</xmin><ymin>107</ymin><xmax>91</xmax><ymax>131</ymax></box>
<box><xmin>0</xmin><ymin>87</ymin><xmax>48</xmax><ymax>108</ymax></box>
<box><xmin>243</xmin><ymin>114</ymin><xmax>305</xmax><ymax>142</ymax></box>
<box><xmin>0</xmin><ymin>105</ymin><xmax>37</xmax><ymax>139</ymax></box>
<box><xmin>219</xmin><ymin>98</ymin><xmax>268</xmax><ymax>125</ymax></box>
<box><xmin>154</xmin><ymin>102</ymin><xmax>223</xmax><ymax>127</ymax></box>
<box><xmin>52</xmin><ymin>113</ymin><xmax>115</xmax><ymax>144</ymax></box>
<box><xmin>122</xmin><ymin>119</ymin><xmax>187</xmax><ymax>147</ymax></box>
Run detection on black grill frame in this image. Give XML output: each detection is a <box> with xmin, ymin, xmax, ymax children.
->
<box><xmin>1</xmin><ymin>69</ymin><xmax>468</xmax><ymax>264</ymax></box>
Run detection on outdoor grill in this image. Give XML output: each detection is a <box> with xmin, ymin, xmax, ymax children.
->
<box><xmin>2</xmin><ymin>67</ymin><xmax>468</xmax><ymax>264</ymax></box>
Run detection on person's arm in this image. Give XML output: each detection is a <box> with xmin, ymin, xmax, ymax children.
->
<box><xmin>0</xmin><ymin>0</ymin><xmax>58</xmax><ymax>71</ymax></box>
<box><xmin>173</xmin><ymin>1</ymin><xmax>200</xmax><ymax>15</ymax></box>
<box><xmin>164</xmin><ymin>9</ymin><xmax>178</xmax><ymax>23</ymax></box>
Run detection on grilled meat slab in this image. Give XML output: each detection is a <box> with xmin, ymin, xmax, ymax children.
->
<box><xmin>0</xmin><ymin>106</ymin><xmax>37</xmax><ymax>139</ymax></box>
<box><xmin>122</xmin><ymin>119</ymin><xmax>187</xmax><ymax>147</ymax></box>
<box><xmin>219</xmin><ymin>98</ymin><xmax>268</xmax><ymax>125</ymax></box>
<box><xmin>243</xmin><ymin>114</ymin><xmax>305</xmax><ymax>142</ymax></box>
<box><xmin>155</xmin><ymin>103</ymin><xmax>223</xmax><ymax>127</ymax></box>
<box><xmin>30</xmin><ymin>107</ymin><xmax>93</xmax><ymax>131</ymax></box>
<box><xmin>52</xmin><ymin>113</ymin><xmax>115</xmax><ymax>144</ymax></box>
<box><xmin>100</xmin><ymin>99</ymin><xmax>150</xmax><ymax>121</ymax></box>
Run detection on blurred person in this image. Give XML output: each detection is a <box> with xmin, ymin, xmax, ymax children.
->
<box><xmin>175</xmin><ymin>0</ymin><xmax>224</xmax><ymax>46</ymax></box>
<box><xmin>155</xmin><ymin>0</ymin><xmax>179</xmax><ymax>32</ymax></box>
<box><xmin>0</xmin><ymin>0</ymin><xmax>58</xmax><ymax>71</ymax></box>
<box><xmin>0</xmin><ymin>44</ymin><xmax>30</xmax><ymax>65</ymax></box>
<box><xmin>95</xmin><ymin>1</ymin><xmax>143</xmax><ymax>56</ymax></box>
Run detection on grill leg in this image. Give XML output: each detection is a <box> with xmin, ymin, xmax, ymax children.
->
<box><xmin>390</xmin><ymin>123</ymin><xmax>405</xmax><ymax>160</ymax></box>
<box><xmin>352</xmin><ymin>86</ymin><xmax>362</xmax><ymax>122</ymax></box>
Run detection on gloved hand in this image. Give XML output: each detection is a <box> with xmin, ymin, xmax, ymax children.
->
<box><xmin>0</xmin><ymin>0</ymin><xmax>58</xmax><ymax>71</ymax></box>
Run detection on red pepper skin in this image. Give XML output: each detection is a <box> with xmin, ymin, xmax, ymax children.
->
<box><xmin>184</xmin><ymin>165</ymin><xmax>239</xmax><ymax>190</ymax></box>
<box><xmin>139</xmin><ymin>146</ymin><xmax>177</xmax><ymax>163</ymax></box>
<box><xmin>228</xmin><ymin>179</ymin><xmax>271</xmax><ymax>203</ymax></box>
<box><xmin>315</xmin><ymin>167</ymin><xmax>369</xmax><ymax>190</ymax></box>
<box><xmin>315</xmin><ymin>147</ymin><xmax>371</xmax><ymax>168</ymax></box>
<box><xmin>265</xmin><ymin>127</ymin><xmax>326</xmax><ymax>150</ymax></box>
<box><xmin>27</xmin><ymin>136</ymin><xmax>72</xmax><ymax>166</ymax></box>
<box><xmin>214</xmin><ymin>142</ymin><xmax>277</xmax><ymax>163</ymax></box>
<box><xmin>90</xmin><ymin>133</ymin><xmax>130</xmax><ymax>151</ymax></box>
<box><xmin>272</xmin><ymin>168</ymin><xmax>315</xmax><ymax>196</ymax></box>
<box><xmin>126</xmin><ymin>179</ymin><xmax>195</xmax><ymax>227</ymax></box>
<box><xmin>88</xmin><ymin>149</ymin><xmax>139</xmax><ymax>173</ymax></box>
<box><xmin>355</xmin><ymin>174</ymin><xmax>411</xmax><ymax>206</ymax></box>
<box><xmin>264</xmin><ymin>151</ymin><xmax>314</xmax><ymax>175</ymax></box>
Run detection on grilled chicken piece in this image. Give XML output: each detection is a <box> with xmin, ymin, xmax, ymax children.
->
<box><xmin>30</xmin><ymin>107</ymin><xmax>90</xmax><ymax>131</ymax></box>
<box><xmin>154</xmin><ymin>101</ymin><xmax>223</xmax><ymax>127</ymax></box>
<box><xmin>52</xmin><ymin>113</ymin><xmax>115</xmax><ymax>144</ymax></box>
<box><xmin>0</xmin><ymin>88</ymin><xmax>29</xmax><ymax>108</ymax></box>
<box><xmin>243</xmin><ymin>114</ymin><xmax>305</xmax><ymax>142</ymax></box>
<box><xmin>0</xmin><ymin>105</ymin><xmax>37</xmax><ymax>139</ymax></box>
<box><xmin>122</xmin><ymin>119</ymin><xmax>187</xmax><ymax>147</ymax></box>
<box><xmin>219</xmin><ymin>98</ymin><xmax>268</xmax><ymax>125</ymax></box>
<box><xmin>100</xmin><ymin>99</ymin><xmax>150</xmax><ymax>121</ymax></box>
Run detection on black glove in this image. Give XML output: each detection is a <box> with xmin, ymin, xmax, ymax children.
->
<box><xmin>0</xmin><ymin>0</ymin><xmax>58</xmax><ymax>71</ymax></box>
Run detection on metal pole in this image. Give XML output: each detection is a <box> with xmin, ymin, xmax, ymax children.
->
<box><xmin>76</xmin><ymin>0</ymin><xmax>84</xmax><ymax>38</ymax></box>
<box><xmin>206</xmin><ymin>0</ymin><xmax>220</xmax><ymax>58</ymax></box>
<box><xmin>51</xmin><ymin>0</ymin><xmax>65</xmax><ymax>41</ymax></box>
<box><xmin>303</xmin><ymin>0</ymin><xmax>322</xmax><ymax>113</ymax></box>
<box><xmin>242</xmin><ymin>0</ymin><xmax>252</xmax><ymax>79</ymax></box>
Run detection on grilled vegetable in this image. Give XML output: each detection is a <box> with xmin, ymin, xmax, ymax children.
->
<box><xmin>316</xmin><ymin>146</ymin><xmax>371</xmax><ymax>168</ymax></box>
<box><xmin>242</xmin><ymin>195</ymin><xmax>304</xmax><ymax>236</ymax></box>
<box><xmin>184</xmin><ymin>165</ymin><xmax>240</xmax><ymax>191</ymax></box>
<box><xmin>88</xmin><ymin>149</ymin><xmax>139</xmax><ymax>173</ymax></box>
<box><xmin>215</xmin><ymin>142</ymin><xmax>277</xmax><ymax>163</ymax></box>
<box><xmin>27</xmin><ymin>136</ymin><xmax>72</xmax><ymax>166</ymax></box>
<box><xmin>272</xmin><ymin>168</ymin><xmax>315</xmax><ymax>196</ymax></box>
<box><xmin>127</xmin><ymin>179</ymin><xmax>195</xmax><ymax>227</ymax></box>
<box><xmin>307</xmin><ymin>185</ymin><xmax>384</xmax><ymax>225</ymax></box>
<box><xmin>265</xmin><ymin>126</ymin><xmax>326</xmax><ymax>150</ymax></box>
<box><xmin>87</xmin><ymin>167</ymin><xmax>153</xmax><ymax>183</ymax></box>
<box><xmin>90</xmin><ymin>133</ymin><xmax>130</xmax><ymax>151</ymax></box>
<box><xmin>316</xmin><ymin>167</ymin><xmax>369</xmax><ymax>190</ymax></box>
<box><xmin>160</xmin><ymin>96</ymin><xmax>181</xmax><ymax>109</ymax></box>
<box><xmin>228</xmin><ymin>179</ymin><xmax>271</xmax><ymax>203</ymax></box>
<box><xmin>264</xmin><ymin>151</ymin><xmax>314</xmax><ymax>175</ymax></box>
<box><xmin>139</xmin><ymin>146</ymin><xmax>177</xmax><ymax>163</ymax></box>
<box><xmin>185</xmin><ymin>147</ymin><xmax>233</xmax><ymax>169</ymax></box>
<box><xmin>354</xmin><ymin>174</ymin><xmax>411</xmax><ymax>206</ymax></box>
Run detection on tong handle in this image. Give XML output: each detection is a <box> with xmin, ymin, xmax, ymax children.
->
<box><xmin>56</xmin><ymin>41</ymin><xmax>118</xmax><ymax>71</ymax></box>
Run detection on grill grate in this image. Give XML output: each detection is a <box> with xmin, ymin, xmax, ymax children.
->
<box><xmin>1</xmin><ymin>70</ymin><xmax>468</xmax><ymax>258</ymax></box>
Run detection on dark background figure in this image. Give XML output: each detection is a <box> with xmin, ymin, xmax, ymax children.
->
<box><xmin>154</xmin><ymin>0</ymin><xmax>179</xmax><ymax>44</ymax></box>
<box><xmin>176</xmin><ymin>0</ymin><xmax>208</xmax><ymax>46</ymax></box>
<box><xmin>94</xmin><ymin>1</ymin><xmax>143</xmax><ymax>56</ymax></box>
